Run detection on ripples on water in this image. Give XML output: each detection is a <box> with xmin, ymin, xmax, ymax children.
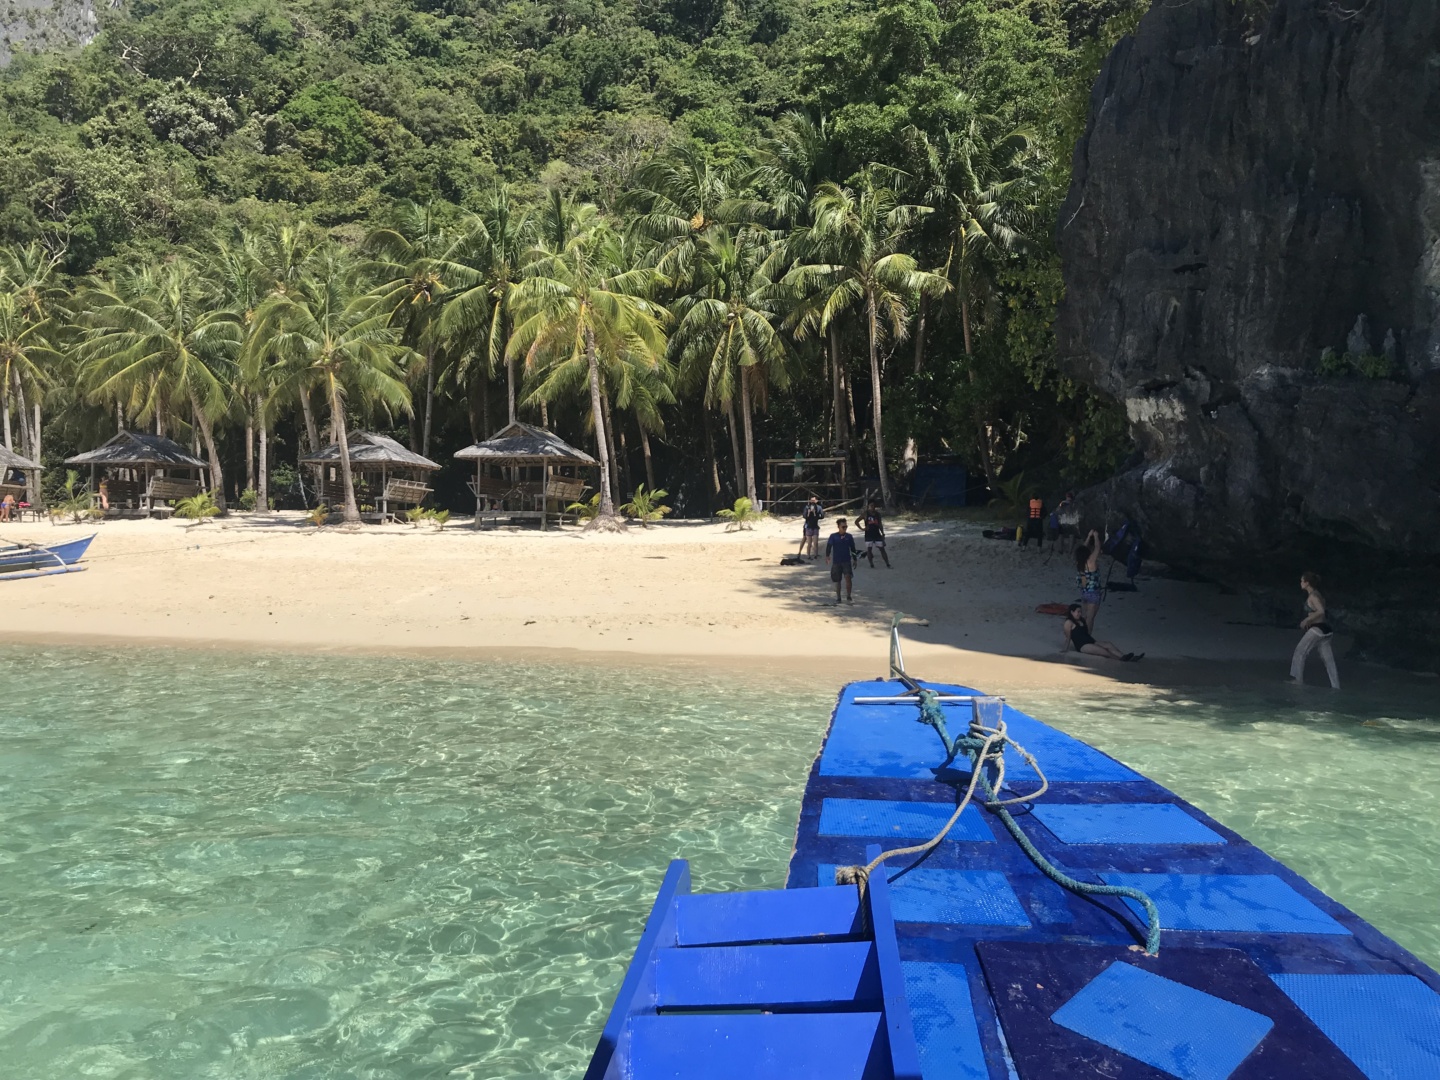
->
<box><xmin>1</xmin><ymin>647</ymin><xmax>1436</xmax><ymax>1078</ymax></box>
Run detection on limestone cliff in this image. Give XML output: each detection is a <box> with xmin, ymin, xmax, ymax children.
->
<box><xmin>1057</xmin><ymin>0</ymin><xmax>1440</xmax><ymax>669</ymax></box>
<box><xmin>1</xmin><ymin>0</ymin><xmax>100</xmax><ymax>66</ymax></box>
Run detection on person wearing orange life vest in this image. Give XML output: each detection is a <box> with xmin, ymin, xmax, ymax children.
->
<box><xmin>1021</xmin><ymin>494</ymin><xmax>1045</xmax><ymax>549</ymax></box>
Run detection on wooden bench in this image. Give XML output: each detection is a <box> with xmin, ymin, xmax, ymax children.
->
<box><xmin>146</xmin><ymin>476</ymin><xmax>204</xmax><ymax>509</ymax></box>
<box><xmin>545</xmin><ymin>477</ymin><xmax>587</xmax><ymax>504</ymax></box>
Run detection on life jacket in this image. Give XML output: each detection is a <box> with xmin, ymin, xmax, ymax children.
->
<box><xmin>1028</xmin><ymin>497</ymin><xmax>1043</xmax><ymax>520</ymax></box>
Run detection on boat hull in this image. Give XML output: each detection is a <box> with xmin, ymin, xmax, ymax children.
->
<box><xmin>0</xmin><ymin>534</ymin><xmax>94</xmax><ymax>574</ymax></box>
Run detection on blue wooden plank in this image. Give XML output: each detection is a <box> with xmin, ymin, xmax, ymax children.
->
<box><xmin>866</xmin><ymin>844</ymin><xmax>924</xmax><ymax>1080</ymax></box>
<box><xmin>654</xmin><ymin>941</ymin><xmax>879</xmax><ymax>1010</ymax></box>
<box><xmin>585</xmin><ymin>859</ymin><xmax>688</xmax><ymax>1080</ymax></box>
<box><xmin>628</xmin><ymin>1013</ymin><xmax>886</xmax><ymax>1079</ymax></box>
<box><xmin>676</xmin><ymin>885</ymin><xmax>864</xmax><ymax>946</ymax></box>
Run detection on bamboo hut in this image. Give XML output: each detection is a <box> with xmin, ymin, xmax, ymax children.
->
<box><xmin>65</xmin><ymin>431</ymin><xmax>209</xmax><ymax>516</ymax></box>
<box><xmin>453</xmin><ymin>421</ymin><xmax>597</xmax><ymax>529</ymax></box>
<box><xmin>301</xmin><ymin>432</ymin><xmax>440</xmax><ymax>520</ymax></box>
<box><xmin>0</xmin><ymin>445</ymin><xmax>43</xmax><ymax>518</ymax></box>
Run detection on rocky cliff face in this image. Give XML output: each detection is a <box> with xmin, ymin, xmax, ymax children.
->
<box><xmin>1058</xmin><ymin>0</ymin><xmax>1440</xmax><ymax>669</ymax></box>
<box><xmin>0</xmin><ymin>0</ymin><xmax>100</xmax><ymax>66</ymax></box>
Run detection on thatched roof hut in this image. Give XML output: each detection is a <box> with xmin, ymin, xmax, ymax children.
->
<box><xmin>301</xmin><ymin>432</ymin><xmax>440</xmax><ymax>517</ymax></box>
<box><xmin>0</xmin><ymin>445</ymin><xmax>41</xmax><ymax>473</ymax></box>
<box><xmin>454</xmin><ymin>422</ymin><xmax>597</xmax><ymax>528</ymax></box>
<box><xmin>67</xmin><ymin>431</ymin><xmax>207</xmax><ymax>469</ymax></box>
<box><xmin>454</xmin><ymin>421</ymin><xmax>598</xmax><ymax>467</ymax></box>
<box><xmin>0</xmin><ymin>445</ymin><xmax>42</xmax><ymax>513</ymax></box>
<box><xmin>65</xmin><ymin>432</ymin><xmax>209</xmax><ymax>513</ymax></box>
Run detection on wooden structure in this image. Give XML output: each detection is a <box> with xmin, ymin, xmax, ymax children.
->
<box><xmin>65</xmin><ymin>432</ymin><xmax>209</xmax><ymax>516</ymax></box>
<box><xmin>765</xmin><ymin>456</ymin><xmax>849</xmax><ymax>513</ymax></box>
<box><xmin>0</xmin><ymin>445</ymin><xmax>43</xmax><ymax>519</ymax></box>
<box><xmin>301</xmin><ymin>433</ymin><xmax>440</xmax><ymax>520</ymax></box>
<box><xmin>454</xmin><ymin>421</ymin><xmax>597</xmax><ymax>530</ymax></box>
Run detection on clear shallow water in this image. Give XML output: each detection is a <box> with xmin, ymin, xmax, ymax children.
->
<box><xmin>1</xmin><ymin>648</ymin><xmax>1437</xmax><ymax>1079</ymax></box>
<box><xmin>0</xmin><ymin>648</ymin><xmax>830</xmax><ymax>1079</ymax></box>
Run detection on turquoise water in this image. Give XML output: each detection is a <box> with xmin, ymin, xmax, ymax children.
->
<box><xmin>2</xmin><ymin>648</ymin><xmax>1437</xmax><ymax>1079</ymax></box>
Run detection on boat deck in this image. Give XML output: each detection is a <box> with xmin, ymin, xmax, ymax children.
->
<box><xmin>783</xmin><ymin>679</ymin><xmax>1440</xmax><ymax>1079</ymax></box>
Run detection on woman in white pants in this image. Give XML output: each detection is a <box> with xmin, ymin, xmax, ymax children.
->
<box><xmin>1290</xmin><ymin>571</ymin><xmax>1339</xmax><ymax>688</ymax></box>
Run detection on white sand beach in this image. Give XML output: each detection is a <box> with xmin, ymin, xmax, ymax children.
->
<box><xmin>2</xmin><ymin>513</ymin><xmax>1313</xmax><ymax>692</ymax></box>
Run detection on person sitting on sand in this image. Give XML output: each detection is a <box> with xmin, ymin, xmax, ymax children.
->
<box><xmin>825</xmin><ymin>517</ymin><xmax>858</xmax><ymax>605</ymax></box>
<box><xmin>799</xmin><ymin>496</ymin><xmax>824</xmax><ymax>560</ymax></box>
<box><xmin>1074</xmin><ymin>529</ymin><xmax>1103</xmax><ymax>629</ymax></box>
<box><xmin>862</xmin><ymin>501</ymin><xmax>890</xmax><ymax>568</ymax></box>
<box><xmin>1290</xmin><ymin>570</ymin><xmax>1340</xmax><ymax>689</ymax></box>
<box><xmin>1063</xmin><ymin>604</ymin><xmax>1141</xmax><ymax>661</ymax></box>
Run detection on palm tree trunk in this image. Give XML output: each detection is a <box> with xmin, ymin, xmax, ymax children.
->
<box><xmin>725</xmin><ymin>400</ymin><xmax>744</xmax><ymax>500</ymax></box>
<box><xmin>29</xmin><ymin>399</ymin><xmax>40</xmax><ymax>506</ymax></box>
<box><xmin>300</xmin><ymin>388</ymin><xmax>321</xmax><ymax>453</ymax></box>
<box><xmin>960</xmin><ymin>292</ymin><xmax>998</xmax><ymax>492</ymax></box>
<box><xmin>245</xmin><ymin>420</ymin><xmax>255</xmax><ymax>493</ymax></box>
<box><xmin>3</xmin><ymin>374</ymin><xmax>12</xmax><ymax>452</ymax></box>
<box><xmin>330</xmin><ymin>375</ymin><xmax>360</xmax><ymax>523</ymax></box>
<box><xmin>583</xmin><ymin>326</ymin><xmax>618</xmax><ymax>525</ymax></box>
<box><xmin>256</xmin><ymin>393</ymin><xmax>269</xmax><ymax>514</ymax></box>
<box><xmin>422</xmin><ymin>353</ymin><xmax>434</xmax><ymax>458</ymax></box>
<box><xmin>866</xmin><ymin>290</ymin><xmax>893</xmax><ymax>507</ymax></box>
<box><xmin>739</xmin><ymin>365</ymin><xmax>758</xmax><ymax>504</ymax></box>
<box><xmin>116</xmin><ymin>400</ymin><xmax>124</xmax><ymax>432</ymax></box>
<box><xmin>507</xmin><ymin>356</ymin><xmax>516</xmax><ymax>423</ymax></box>
<box><xmin>600</xmin><ymin>391</ymin><xmax>619</xmax><ymax>498</ymax></box>
<box><xmin>829</xmin><ymin>324</ymin><xmax>845</xmax><ymax>453</ymax></box>
<box><xmin>188</xmin><ymin>388</ymin><xmax>227</xmax><ymax>509</ymax></box>
<box><xmin>471</xmin><ymin>373</ymin><xmax>485</xmax><ymax>441</ymax></box>
<box><xmin>913</xmin><ymin>294</ymin><xmax>928</xmax><ymax>375</ymax></box>
<box><xmin>14</xmin><ymin>372</ymin><xmax>30</xmax><ymax>457</ymax></box>
<box><xmin>702</xmin><ymin>406</ymin><xmax>720</xmax><ymax>508</ymax></box>
<box><xmin>639</xmin><ymin>423</ymin><xmax>655</xmax><ymax>491</ymax></box>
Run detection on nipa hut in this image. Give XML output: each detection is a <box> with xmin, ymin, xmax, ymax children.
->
<box><xmin>0</xmin><ymin>445</ymin><xmax>43</xmax><ymax>517</ymax></box>
<box><xmin>301</xmin><ymin>432</ymin><xmax>440</xmax><ymax>519</ymax></box>
<box><xmin>65</xmin><ymin>431</ymin><xmax>209</xmax><ymax>515</ymax></box>
<box><xmin>453</xmin><ymin>421</ymin><xmax>597</xmax><ymax>529</ymax></box>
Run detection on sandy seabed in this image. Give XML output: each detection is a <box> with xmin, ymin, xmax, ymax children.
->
<box><xmin>0</xmin><ymin>511</ymin><xmax>1345</xmax><ymax>698</ymax></box>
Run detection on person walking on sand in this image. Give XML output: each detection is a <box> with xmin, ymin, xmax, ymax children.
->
<box><xmin>1074</xmin><ymin>529</ymin><xmax>1104</xmax><ymax>630</ymax></box>
<box><xmin>825</xmin><ymin>517</ymin><xmax>858</xmax><ymax>605</ymax></box>
<box><xmin>1062</xmin><ymin>605</ymin><xmax>1142</xmax><ymax>661</ymax></box>
<box><xmin>799</xmin><ymin>496</ymin><xmax>824</xmax><ymax>560</ymax></box>
<box><xmin>1290</xmin><ymin>571</ymin><xmax>1340</xmax><ymax>688</ymax></box>
<box><xmin>862</xmin><ymin>501</ymin><xmax>890</xmax><ymax>568</ymax></box>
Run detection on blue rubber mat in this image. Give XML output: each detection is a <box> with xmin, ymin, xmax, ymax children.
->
<box><xmin>1051</xmin><ymin>960</ymin><xmax>1273</xmax><ymax>1080</ymax></box>
<box><xmin>1100</xmin><ymin>874</ymin><xmax>1349</xmax><ymax>935</ymax></box>
<box><xmin>1272</xmin><ymin>973</ymin><xmax>1440</xmax><ymax>1080</ymax></box>
<box><xmin>820</xmin><ymin>865</ymin><xmax>1030</xmax><ymax>926</ymax></box>
<box><xmin>902</xmin><ymin>962</ymin><xmax>989</xmax><ymax>1080</ymax></box>
<box><xmin>992</xmin><ymin>706</ymin><xmax>1142</xmax><ymax>784</ymax></box>
<box><xmin>1033</xmin><ymin>803</ymin><xmax>1225</xmax><ymax>845</ymax></box>
<box><xmin>977</xmin><ymin>942</ymin><xmax>1367</xmax><ymax>1080</ymax></box>
<box><xmin>819</xmin><ymin>798</ymin><xmax>994</xmax><ymax>842</ymax></box>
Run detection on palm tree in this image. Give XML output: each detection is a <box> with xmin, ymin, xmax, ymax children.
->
<box><xmin>909</xmin><ymin>108</ymin><xmax>1038</xmax><ymax>487</ymax></box>
<box><xmin>434</xmin><ymin>186</ymin><xmax>536</xmax><ymax>428</ymax></box>
<box><xmin>251</xmin><ymin>255</ymin><xmax>412</xmax><ymax>523</ymax></box>
<box><xmin>785</xmin><ymin>169</ymin><xmax>948</xmax><ymax>506</ymax></box>
<box><xmin>252</xmin><ymin>222</ymin><xmax>331</xmax><ymax>455</ymax></box>
<box><xmin>508</xmin><ymin>216</ymin><xmax>669</xmax><ymax>530</ymax></box>
<box><xmin>366</xmin><ymin>202</ymin><xmax>450</xmax><ymax>456</ymax></box>
<box><xmin>0</xmin><ymin>243</ymin><xmax>67</xmax><ymax>485</ymax></box>
<box><xmin>78</xmin><ymin>260</ymin><xmax>241</xmax><ymax>507</ymax></box>
<box><xmin>671</xmin><ymin>224</ymin><xmax>792</xmax><ymax>504</ymax></box>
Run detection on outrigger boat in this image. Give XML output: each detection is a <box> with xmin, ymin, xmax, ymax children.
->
<box><xmin>0</xmin><ymin>534</ymin><xmax>94</xmax><ymax>580</ymax></box>
<box><xmin>586</xmin><ymin>615</ymin><xmax>1440</xmax><ymax>1079</ymax></box>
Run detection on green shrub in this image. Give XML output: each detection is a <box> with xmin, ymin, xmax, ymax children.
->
<box><xmin>620</xmin><ymin>484</ymin><xmax>673</xmax><ymax>527</ymax></box>
<box><xmin>174</xmin><ymin>490</ymin><xmax>221</xmax><ymax>520</ymax></box>
<box><xmin>717</xmin><ymin>496</ymin><xmax>766</xmax><ymax>531</ymax></box>
<box><xmin>238</xmin><ymin>487</ymin><xmax>258</xmax><ymax>511</ymax></box>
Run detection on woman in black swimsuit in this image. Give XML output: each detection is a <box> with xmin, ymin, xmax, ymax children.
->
<box><xmin>1289</xmin><ymin>571</ymin><xmax>1339</xmax><ymax>688</ymax></box>
<box><xmin>1063</xmin><ymin>604</ymin><xmax>1141</xmax><ymax>661</ymax></box>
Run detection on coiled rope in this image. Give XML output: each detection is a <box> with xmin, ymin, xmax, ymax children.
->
<box><xmin>836</xmin><ymin>688</ymin><xmax>1162</xmax><ymax>955</ymax></box>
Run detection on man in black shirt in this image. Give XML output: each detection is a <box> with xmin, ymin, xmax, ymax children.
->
<box><xmin>862</xmin><ymin>502</ymin><xmax>890</xmax><ymax>568</ymax></box>
<box><xmin>825</xmin><ymin>518</ymin><xmax>858</xmax><ymax>604</ymax></box>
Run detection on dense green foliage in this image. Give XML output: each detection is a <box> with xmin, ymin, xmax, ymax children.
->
<box><xmin>0</xmin><ymin>0</ymin><xmax>1148</xmax><ymax>516</ymax></box>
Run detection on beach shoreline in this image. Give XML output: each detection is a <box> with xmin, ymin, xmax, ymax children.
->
<box><xmin>6</xmin><ymin>512</ymin><xmax>1382</xmax><ymax>696</ymax></box>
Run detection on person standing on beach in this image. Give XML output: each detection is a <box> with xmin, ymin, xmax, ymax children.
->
<box><xmin>825</xmin><ymin>518</ymin><xmax>858</xmax><ymax>605</ymax></box>
<box><xmin>862</xmin><ymin>501</ymin><xmax>890</xmax><ymax>568</ymax></box>
<box><xmin>1290</xmin><ymin>571</ymin><xmax>1340</xmax><ymax>688</ymax></box>
<box><xmin>1022</xmin><ymin>495</ymin><xmax>1044</xmax><ymax>549</ymax></box>
<box><xmin>1053</xmin><ymin>493</ymin><xmax>1078</xmax><ymax>553</ymax></box>
<box><xmin>1075</xmin><ymin>529</ymin><xmax>1103</xmax><ymax>630</ymax></box>
<box><xmin>799</xmin><ymin>496</ymin><xmax>824</xmax><ymax>560</ymax></box>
